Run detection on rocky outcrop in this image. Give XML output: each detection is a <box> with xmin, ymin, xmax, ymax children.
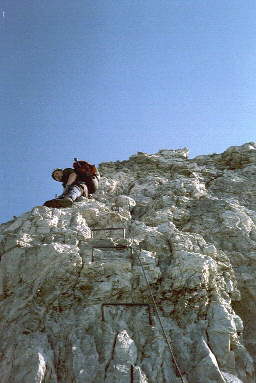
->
<box><xmin>1</xmin><ymin>142</ymin><xmax>256</xmax><ymax>383</ymax></box>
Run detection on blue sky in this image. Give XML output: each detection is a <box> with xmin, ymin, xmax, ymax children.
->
<box><xmin>1</xmin><ymin>0</ymin><xmax>256</xmax><ymax>223</ymax></box>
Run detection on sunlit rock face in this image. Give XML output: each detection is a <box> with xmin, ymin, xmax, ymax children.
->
<box><xmin>1</xmin><ymin>142</ymin><xmax>256</xmax><ymax>383</ymax></box>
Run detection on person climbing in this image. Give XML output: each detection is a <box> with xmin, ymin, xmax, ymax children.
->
<box><xmin>44</xmin><ymin>160</ymin><xmax>100</xmax><ymax>208</ymax></box>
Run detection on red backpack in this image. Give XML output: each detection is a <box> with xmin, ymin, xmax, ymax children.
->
<box><xmin>73</xmin><ymin>158</ymin><xmax>97</xmax><ymax>180</ymax></box>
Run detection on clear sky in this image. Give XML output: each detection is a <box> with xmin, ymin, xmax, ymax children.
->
<box><xmin>1</xmin><ymin>0</ymin><xmax>256</xmax><ymax>223</ymax></box>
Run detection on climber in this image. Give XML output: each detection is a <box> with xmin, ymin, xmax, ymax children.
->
<box><xmin>44</xmin><ymin>163</ymin><xmax>100</xmax><ymax>208</ymax></box>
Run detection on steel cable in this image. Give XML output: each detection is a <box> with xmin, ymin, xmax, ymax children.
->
<box><xmin>135</xmin><ymin>247</ymin><xmax>187</xmax><ymax>383</ymax></box>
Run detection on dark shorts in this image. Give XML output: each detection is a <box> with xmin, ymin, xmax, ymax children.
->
<box><xmin>78</xmin><ymin>176</ymin><xmax>99</xmax><ymax>195</ymax></box>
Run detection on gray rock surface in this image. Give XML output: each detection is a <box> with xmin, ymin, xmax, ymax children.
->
<box><xmin>1</xmin><ymin>142</ymin><xmax>256</xmax><ymax>382</ymax></box>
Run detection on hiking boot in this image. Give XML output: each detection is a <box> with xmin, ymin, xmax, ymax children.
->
<box><xmin>56</xmin><ymin>197</ymin><xmax>73</xmax><ymax>207</ymax></box>
<box><xmin>44</xmin><ymin>197</ymin><xmax>73</xmax><ymax>208</ymax></box>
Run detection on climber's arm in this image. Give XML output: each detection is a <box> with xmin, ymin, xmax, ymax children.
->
<box><xmin>66</xmin><ymin>172</ymin><xmax>77</xmax><ymax>185</ymax></box>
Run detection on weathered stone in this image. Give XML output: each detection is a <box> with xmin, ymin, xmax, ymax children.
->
<box><xmin>1</xmin><ymin>143</ymin><xmax>256</xmax><ymax>382</ymax></box>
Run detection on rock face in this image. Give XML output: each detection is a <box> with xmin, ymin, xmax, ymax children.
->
<box><xmin>1</xmin><ymin>143</ymin><xmax>256</xmax><ymax>383</ymax></box>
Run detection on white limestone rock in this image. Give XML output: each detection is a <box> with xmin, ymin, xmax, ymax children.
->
<box><xmin>1</xmin><ymin>142</ymin><xmax>256</xmax><ymax>383</ymax></box>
